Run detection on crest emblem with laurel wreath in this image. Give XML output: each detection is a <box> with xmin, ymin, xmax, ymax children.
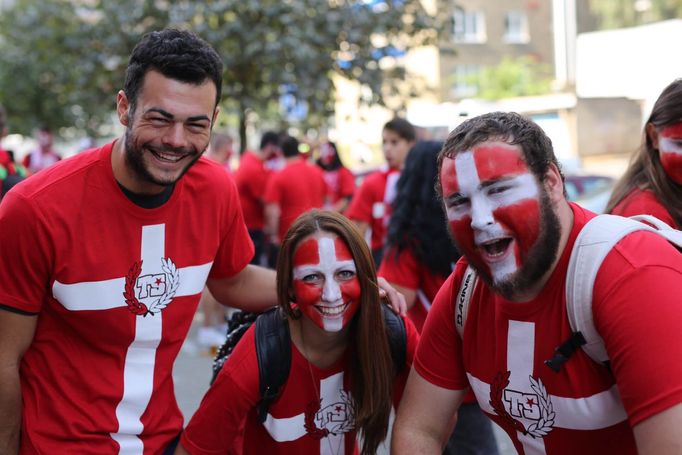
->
<box><xmin>489</xmin><ymin>371</ymin><xmax>555</xmax><ymax>439</ymax></box>
<box><xmin>123</xmin><ymin>258</ymin><xmax>180</xmax><ymax>317</ymax></box>
<box><xmin>304</xmin><ymin>390</ymin><xmax>355</xmax><ymax>439</ymax></box>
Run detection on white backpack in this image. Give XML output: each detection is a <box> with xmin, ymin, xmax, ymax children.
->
<box><xmin>455</xmin><ymin>214</ymin><xmax>682</xmax><ymax>369</ymax></box>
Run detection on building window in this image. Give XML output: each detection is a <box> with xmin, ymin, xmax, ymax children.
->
<box><xmin>453</xmin><ymin>8</ymin><xmax>486</xmax><ymax>43</ymax></box>
<box><xmin>450</xmin><ymin>64</ymin><xmax>481</xmax><ymax>98</ymax></box>
<box><xmin>504</xmin><ymin>11</ymin><xmax>530</xmax><ymax>44</ymax></box>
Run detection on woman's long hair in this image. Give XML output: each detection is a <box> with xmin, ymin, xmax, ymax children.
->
<box><xmin>386</xmin><ymin>140</ymin><xmax>460</xmax><ymax>276</ymax></box>
<box><xmin>606</xmin><ymin>79</ymin><xmax>682</xmax><ymax>226</ymax></box>
<box><xmin>277</xmin><ymin>210</ymin><xmax>394</xmax><ymax>454</ymax></box>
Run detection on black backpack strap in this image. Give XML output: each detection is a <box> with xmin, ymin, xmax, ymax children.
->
<box><xmin>210</xmin><ymin>311</ymin><xmax>258</xmax><ymax>385</ymax></box>
<box><xmin>382</xmin><ymin>304</ymin><xmax>407</xmax><ymax>375</ymax></box>
<box><xmin>255</xmin><ymin>307</ymin><xmax>291</xmax><ymax>423</ymax></box>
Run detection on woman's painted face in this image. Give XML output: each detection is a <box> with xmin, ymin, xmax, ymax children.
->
<box><xmin>440</xmin><ymin>142</ymin><xmax>543</xmax><ymax>287</ymax></box>
<box><xmin>657</xmin><ymin>123</ymin><xmax>682</xmax><ymax>184</ymax></box>
<box><xmin>292</xmin><ymin>232</ymin><xmax>361</xmax><ymax>332</ymax></box>
<box><xmin>319</xmin><ymin>142</ymin><xmax>336</xmax><ymax>165</ymax></box>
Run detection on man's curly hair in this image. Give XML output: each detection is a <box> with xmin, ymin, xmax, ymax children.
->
<box><xmin>123</xmin><ymin>28</ymin><xmax>223</xmax><ymax>114</ymax></box>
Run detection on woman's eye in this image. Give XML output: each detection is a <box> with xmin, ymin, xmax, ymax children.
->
<box><xmin>337</xmin><ymin>270</ymin><xmax>355</xmax><ymax>280</ymax></box>
<box><xmin>302</xmin><ymin>273</ymin><xmax>321</xmax><ymax>283</ymax></box>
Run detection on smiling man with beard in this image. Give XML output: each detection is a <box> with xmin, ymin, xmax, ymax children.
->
<box><xmin>392</xmin><ymin>112</ymin><xmax>682</xmax><ymax>455</ymax></box>
<box><xmin>0</xmin><ymin>29</ymin><xmax>282</xmax><ymax>455</ymax></box>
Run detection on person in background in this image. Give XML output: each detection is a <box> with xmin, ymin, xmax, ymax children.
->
<box><xmin>22</xmin><ymin>126</ymin><xmax>61</xmax><ymax>174</ymax></box>
<box><xmin>264</xmin><ymin>135</ymin><xmax>326</xmax><ymax>266</ymax></box>
<box><xmin>235</xmin><ymin>131</ymin><xmax>281</xmax><ymax>266</ymax></box>
<box><xmin>316</xmin><ymin>140</ymin><xmax>355</xmax><ymax>213</ymax></box>
<box><xmin>205</xmin><ymin>132</ymin><xmax>235</xmax><ymax>172</ymax></box>
<box><xmin>0</xmin><ymin>104</ymin><xmax>26</xmax><ymax>200</ymax></box>
<box><xmin>177</xmin><ymin>210</ymin><xmax>419</xmax><ymax>455</ymax></box>
<box><xmin>393</xmin><ymin>112</ymin><xmax>682</xmax><ymax>454</ymax></box>
<box><xmin>346</xmin><ymin>117</ymin><xmax>415</xmax><ymax>267</ymax></box>
<box><xmin>606</xmin><ymin>79</ymin><xmax>682</xmax><ymax>228</ymax></box>
<box><xmin>197</xmin><ymin>131</ymin><xmax>238</xmax><ymax>349</ymax></box>
<box><xmin>378</xmin><ymin>140</ymin><xmax>498</xmax><ymax>455</ymax></box>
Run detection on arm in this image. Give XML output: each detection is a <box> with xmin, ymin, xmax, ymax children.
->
<box><xmin>387</xmin><ymin>282</ymin><xmax>416</xmax><ymax>311</ymax></box>
<box><xmin>0</xmin><ymin>310</ymin><xmax>38</xmax><ymax>454</ymax></box>
<box><xmin>264</xmin><ymin>202</ymin><xmax>281</xmax><ymax>245</ymax></box>
<box><xmin>206</xmin><ymin>264</ymin><xmax>277</xmax><ymax>313</ymax></box>
<box><xmin>634</xmin><ymin>404</ymin><xmax>682</xmax><ymax>454</ymax></box>
<box><xmin>392</xmin><ymin>368</ymin><xmax>465</xmax><ymax>454</ymax></box>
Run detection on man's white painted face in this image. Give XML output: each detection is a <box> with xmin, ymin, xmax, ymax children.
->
<box><xmin>440</xmin><ymin>141</ymin><xmax>562</xmax><ymax>296</ymax></box>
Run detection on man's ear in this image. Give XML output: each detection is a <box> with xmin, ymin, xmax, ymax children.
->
<box><xmin>646</xmin><ymin>123</ymin><xmax>660</xmax><ymax>149</ymax></box>
<box><xmin>543</xmin><ymin>162</ymin><xmax>565</xmax><ymax>203</ymax></box>
<box><xmin>212</xmin><ymin>106</ymin><xmax>220</xmax><ymax>128</ymax></box>
<box><xmin>116</xmin><ymin>90</ymin><xmax>130</xmax><ymax>127</ymax></box>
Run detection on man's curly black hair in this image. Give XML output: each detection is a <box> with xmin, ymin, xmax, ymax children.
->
<box><xmin>123</xmin><ymin>28</ymin><xmax>223</xmax><ymax>114</ymax></box>
<box><xmin>386</xmin><ymin>140</ymin><xmax>460</xmax><ymax>276</ymax></box>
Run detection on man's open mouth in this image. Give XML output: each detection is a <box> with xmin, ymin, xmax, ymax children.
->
<box><xmin>479</xmin><ymin>238</ymin><xmax>513</xmax><ymax>259</ymax></box>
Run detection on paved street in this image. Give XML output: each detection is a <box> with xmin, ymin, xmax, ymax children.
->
<box><xmin>174</xmin><ymin>318</ymin><xmax>515</xmax><ymax>454</ymax></box>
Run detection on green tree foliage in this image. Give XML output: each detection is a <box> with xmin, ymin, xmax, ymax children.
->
<box><xmin>0</xmin><ymin>0</ymin><xmax>441</xmax><ymax>148</ymax></box>
<box><xmin>589</xmin><ymin>0</ymin><xmax>682</xmax><ymax>30</ymax></box>
<box><xmin>454</xmin><ymin>56</ymin><xmax>553</xmax><ymax>101</ymax></box>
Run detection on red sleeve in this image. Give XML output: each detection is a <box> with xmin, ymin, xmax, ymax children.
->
<box><xmin>392</xmin><ymin>315</ymin><xmax>420</xmax><ymax>407</ymax></box>
<box><xmin>378</xmin><ymin>247</ymin><xmax>419</xmax><ymax>291</ymax></box>
<box><xmin>593</xmin><ymin>232</ymin><xmax>682</xmax><ymax>426</ymax></box>
<box><xmin>610</xmin><ymin>189</ymin><xmax>676</xmax><ymax>227</ymax></box>
<box><xmin>345</xmin><ymin>173</ymin><xmax>378</xmax><ymax>223</ymax></box>
<box><xmin>338</xmin><ymin>167</ymin><xmax>356</xmax><ymax>199</ymax></box>
<box><xmin>263</xmin><ymin>171</ymin><xmax>282</xmax><ymax>205</ymax></box>
<box><xmin>0</xmin><ymin>190</ymin><xmax>53</xmax><ymax>313</ymax></box>
<box><xmin>413</xmin><ymin>270</ymin><xmax>468</xmax><ymax>390</ymax></box>
<box><xmin>209</xmin><ymin>173</ymin><xmax>255</xmax><ymax>279</ymax></box>
<box><xmin>181</xmin><ymin>327</ymin><xmax>261</xmax><ymax>454</ymax></box>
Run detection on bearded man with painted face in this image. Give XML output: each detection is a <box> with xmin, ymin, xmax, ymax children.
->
<box><xmin>392</xmin><ymin>112</ymin><xmax>682</xmax><ymax>455</ymax></box>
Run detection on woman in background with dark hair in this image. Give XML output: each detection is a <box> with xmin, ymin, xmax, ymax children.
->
<box><xmin>316</xmin><ymin>141</ymin><xmax>356</xmax><ymax>213</ymax></box>
<box><xmin>379</xmin><ymin>141</ymin><xmax>499</xmax><ymax>455</ymax></box>
<box><xmin>178</xmin><ymin>210</ymin><xmax>418</xmax><ymax>455</ymax></box>
<box><xmin>607</xmin><ymin>79</ymin><xmax>682</xmax><ymax>227</ymax></box>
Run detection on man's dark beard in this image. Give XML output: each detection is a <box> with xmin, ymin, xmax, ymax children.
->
<box><xmin>491</xmin><ymin>191</ymin><xmax>562</xmax><ymax>300</ymax></box>
<box><xmin>123</xmin><ymin>128</ymin><xmax>204</xmax><ymax>192</ymax></box>
<box><xmin>450</xmin><ymin>190</ymin><xmax>562</xmax><ymax>300</ymax></box>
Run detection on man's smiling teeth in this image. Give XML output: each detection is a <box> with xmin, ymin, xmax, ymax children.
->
<box><xmin>150</xmin><ymin>149</ymin><xmax>186</xmax><ymax>163</ymax></box>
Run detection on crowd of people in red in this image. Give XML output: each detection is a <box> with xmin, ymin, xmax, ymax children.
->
<box><xmin>2</xmin><ymin>28</ymin><xmax>682</xmax><ymax>455</ymax></box>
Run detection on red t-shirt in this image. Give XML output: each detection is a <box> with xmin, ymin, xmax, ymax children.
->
<box><xmin>610</xmin><ymin>188</ymin><xmax>677</xmax><ymax>228</ymax></box>
<box><xmin>378</xmin><ymin>246</ymin><xmax>447</xmax><ymax>333</ymax></box>
<box><xmin>264</xmin><ymin>160</ymin><xmax>326</xmax><ymax>240</ymax></box>
<box><xmin>415</xmin><ymin>203</ymin><xmax>682</xmax><ymax>454</ymax></box>
<box><xmin>234</xmin><ymin>151</ymin><xmax>271</xmax><ymax>230</ymax></box>
<box><xmin>321</xmin><ymin>166</ymin><xmax>355</xmax><ymax>206</ymax></box>
<box><xmin>346</xmin><ymin>169</ymin><xmax>400</xmax><ymax>251</ymax></box>
<box><xmin>181</xmin><ymin>315</ymin><xmax>419</xmax><ymax>454</ymax></box>
<box><xmin>0</xmin><ymin>142</ymin><xmax>254</xmax><ymax>454</ymax></box>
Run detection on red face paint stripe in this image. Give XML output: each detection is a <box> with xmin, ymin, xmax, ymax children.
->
<box><xmin>472</xmin><ymin>145</ymin><xmax>530</xmax><ymax>182</ymax></box>
<box><xmin>293</xmin><ymin>237</ymin><xmax>320</xmax><ymax>267</ymax></box>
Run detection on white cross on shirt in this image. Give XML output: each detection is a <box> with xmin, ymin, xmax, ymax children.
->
<box><xmin>51</xmin><ymin>224</ymin><xmax>212</xmax><ymax>455</ymax></box>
